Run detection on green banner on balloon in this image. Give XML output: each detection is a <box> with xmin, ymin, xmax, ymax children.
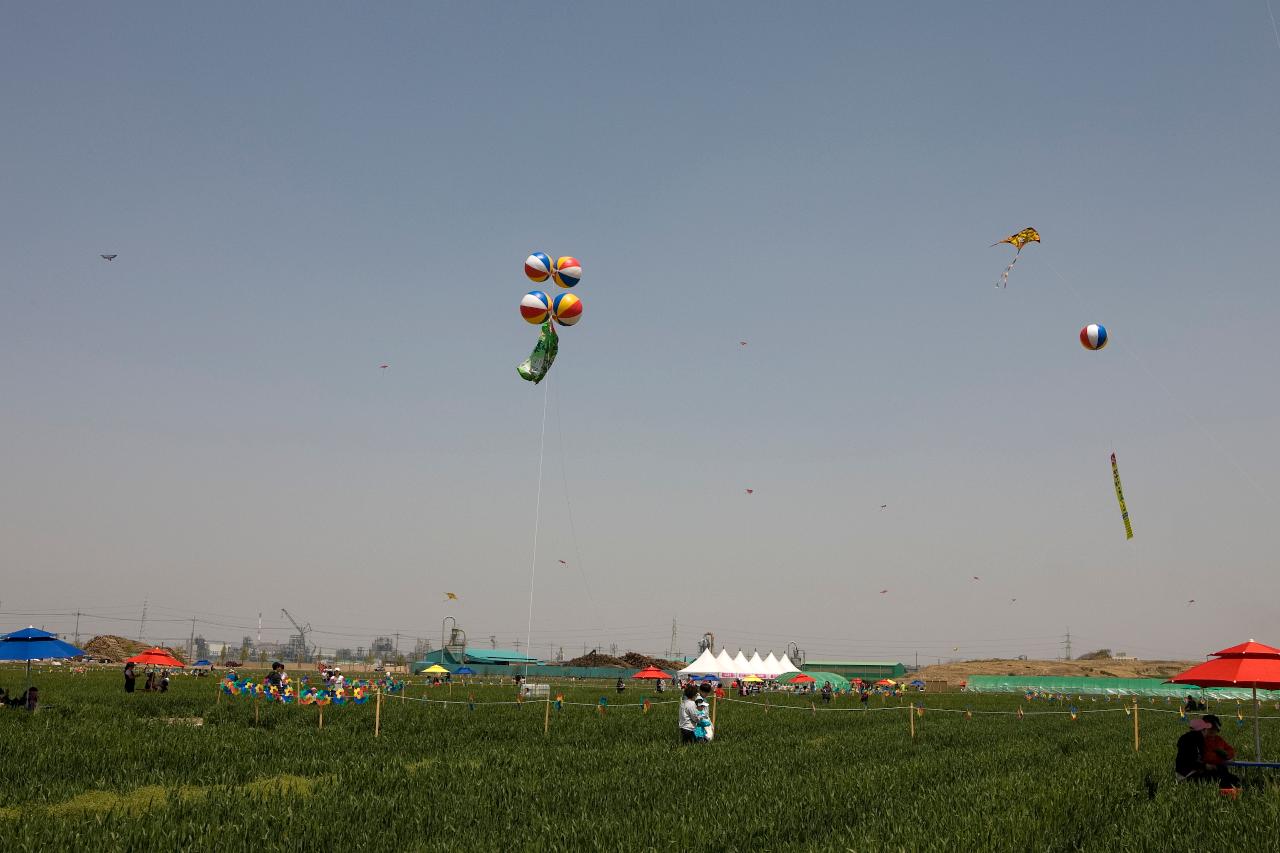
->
<box><xmin>517</xmin><ymin>322</ymin><xmax>558</xmax><ymax>384</ymax></box>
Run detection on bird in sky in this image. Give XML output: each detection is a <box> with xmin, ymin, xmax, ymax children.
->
<box><xmin>100</xmin><ymin>254</ymin><xmax>117</xmax><ymax>261</ymax></box>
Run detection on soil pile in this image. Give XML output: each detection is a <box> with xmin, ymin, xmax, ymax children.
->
<box><xmin>83</xmin><ymin>635</ymin><xmax>187</xmax><ymax>664</ymax></box>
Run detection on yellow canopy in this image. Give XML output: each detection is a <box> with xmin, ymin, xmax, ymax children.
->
<box><xmin>422</xmin><ymin>664</ymin><xmax>450</xmax><ymax>674</ymax></box>
<box><xmin>741</xmin><ymin>675</ymin><xmax>764</xmax><ymax>683</ymax></box>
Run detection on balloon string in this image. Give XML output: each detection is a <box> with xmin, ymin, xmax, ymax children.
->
<box><xmin>553</xmin><ymin>377</ymin><xmax>604</xmax><ymax>635</ymax></box>
<box><xmin>524</xmin><ymin>377</ymin><xmax>551</xmax><ymax>677</ymax></box>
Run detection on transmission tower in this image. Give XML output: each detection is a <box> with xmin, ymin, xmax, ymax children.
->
<box><xmin>667</xmin><ymin>618</ymin><xmax>678</xmax><ymax>658</ymax></box>
<box><xmin>1062</xmin><ymin>627</ymin><xmax>1073</xmax><ymax>661</ymax></box>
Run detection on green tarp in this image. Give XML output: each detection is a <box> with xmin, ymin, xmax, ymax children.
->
<box><xmin>965</xmin><ymin>675</ymin><xmax>1280</xmax><ymax>701</ymax></box>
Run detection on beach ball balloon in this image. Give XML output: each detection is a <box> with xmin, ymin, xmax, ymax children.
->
<box><xmin>553</xmin><ymin>292</ymin><xmax>583</xmax><ymax>326</ymax></box>
<box><xmin>552</xmin><ymin>256</ymin><xmax>582</xmax><ymax>288</ymax></box>
<box><xmin>1080</xmin><ymin>323</ymin><xmax>1108</xmax><ymax>350</ymax></box>
<box><xmin>524</xmin><ymin>252</ymin><xmax>553</xmax><ymax>283</ymax></box>
<box><xmin>520</xmin><ymin>290</ymin><xmax>551</xmax><ymax>324</ymax></box>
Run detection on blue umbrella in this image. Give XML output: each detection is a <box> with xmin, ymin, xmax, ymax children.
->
<box><xmin>0</xmin><ymin>626</ymin><xmax>87</xmax><ymax>692</ymax></box>
<box><xmin>454</xmin><ymin>666</ymin><xmax>476</xmax><ymax>675</ymax></box>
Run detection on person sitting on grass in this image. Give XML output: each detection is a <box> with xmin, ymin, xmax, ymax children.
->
<box><xmin>1201</xmin><ymin>715</ymin><xmax>1236</xmax><ymax>768</ymax></box>
<box><xmin>1176</xmin><ymin>718</ymin><xmax>1239</xmax><ymax>789</ymax></box>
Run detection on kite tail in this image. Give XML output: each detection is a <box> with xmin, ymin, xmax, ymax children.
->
<box><xmin>997</xmin><ymin>252</ymin><xmax>1020</xmax><ymax>288</ymax></box>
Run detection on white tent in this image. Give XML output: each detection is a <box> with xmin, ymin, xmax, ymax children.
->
<box><xmin>746</xmin><ymin>651</ymin><xmax>766</xmax><ymax>676</ymax></box>
<box><xmin>678</xmin><ymin>648</ymin><xmax>720</xmax><ymax>675</ymax></box>
<box><xmin>715</xmin><ymin>649</ymin><xmax>736</xmax><ymax>676</ymax></box>
<box><xmin>761</xmin><ymin>652</ymin><xmax>782</xmax><ymax>678</ymax></box>
<box><xmin>732</xmin><ymin>650</ymin><xmax>750</xmax><ymax>675</ymax></box>
<box><xmin>777</xmin><ymin>654</ymin><xmax>800</xmax><ymax>675</ymax></box>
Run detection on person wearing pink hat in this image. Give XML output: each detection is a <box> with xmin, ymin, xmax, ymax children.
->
<box><xmin>1176</xmin><ymin>717</ymin><xmax>1239</xmax><ymax>789</ymax></box>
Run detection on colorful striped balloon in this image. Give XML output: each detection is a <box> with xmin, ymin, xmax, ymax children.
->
<box><xmin>552</xmin><ymin>256</ymin><xmax>581</xmax><ymax>288</ymax></box>
<box><xmin>1080</xmin><ymin>323</ymin><xmax>1108</xmax><ymax>350</ymax></box>
<box><xmin>520</xmin><ymin>290</ymin><xmax>551</xmax><ymax>324</ymax></box>
<box><xmin>553</xmin><ymin>292</ymin><xmax>583</xmax><ymax>326</ymax></box>
<box><xmin>524</xmin><ymin>252</ymin><xmax>553</xmax><ymax>283</ymax></box>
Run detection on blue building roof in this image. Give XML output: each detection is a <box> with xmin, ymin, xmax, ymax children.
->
<box><xmin>418</xmin><ymin>648</ymin><xmax>543</xmax><ymax>666</ymax></box>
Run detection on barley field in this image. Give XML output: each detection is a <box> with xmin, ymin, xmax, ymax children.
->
<box><xmin>3</xmin><ymin>669</ymin><xmax>1279</xmax><ymax>851</ymax></box>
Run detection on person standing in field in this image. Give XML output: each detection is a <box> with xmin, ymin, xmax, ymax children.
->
<box><xmin>123</xmin><ymin>662</ymin><xmax>136</xmax><ymax>693</ymax></box>
<box><xmin>266</xmin><ymin>661</ymin><xmax>285</xmax><ymax>691</ymax></box>
<box><xmin>678</xmin><ymin>684</ymin><xmax>701</xmax><ymax>745</ymax></box>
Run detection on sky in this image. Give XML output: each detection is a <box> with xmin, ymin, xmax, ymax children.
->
<box><xmin>2</xmin><ymin>3</ymin><xmax>1279</xmax><ymax>664</ymax></box>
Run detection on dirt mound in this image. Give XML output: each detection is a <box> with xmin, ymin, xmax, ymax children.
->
<box><xmin>912</xmin><ymin>658</ymin><xmax>1195</xmax><ymax>684</ymax></box>
<box><xmin>562</xmin><ymin>651</ymin><xmax>684</xmax><ymax>670</ymax></box>
<box><xmin>619</xmin><ymin>652</ymin><xmax>684</xmax><ymax>672</ymax></box>
<box><xmin>83</xmin><ymin>635</ymin><xmax>187</xmax><ymax>665</ymax></box>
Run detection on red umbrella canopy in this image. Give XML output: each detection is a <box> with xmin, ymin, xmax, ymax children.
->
<box><xmin>792</xmin><ymin>674</ymin><xmax>816</xmax><ymax>684</ymax></box>
<box><xmin>631</xmin><ymin>666</ymin><xmax>672</xmax><ymax>680</ymax></box>
<box><xmin>1168</xmin><ymin>639</ymin><xmax>1280</xmax><ymax>690</ymax></box>
<box><xmin>125</xmin><ymin>648</ymin><xmax>185</xmax><ymax>668</ymax></box>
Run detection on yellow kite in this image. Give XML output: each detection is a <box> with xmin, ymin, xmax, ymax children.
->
<box><xmin>992</xmin><ymin>227</ymin><xmax>1040</xmax><ymax>287</ymax></box>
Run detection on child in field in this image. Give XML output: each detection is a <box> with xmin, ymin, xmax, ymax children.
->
<box><xmin>678</xmin><ymin>684</ymin><xmax>701</xmax><ymax>745</ymax></box>
<box><xmin>1201</xmin><ymin>715</ymin><xmax>1236</xmax><ymax>767</ymax></box>
<box><xmin>1176</xmin><ymin>718</ymin><xmax>1239</xmax><ymax>789</ymax></box>
<box><xmin>694</xmin><ymin>683</ymin><xmax>714</xmax><ymax>742</ymax></box>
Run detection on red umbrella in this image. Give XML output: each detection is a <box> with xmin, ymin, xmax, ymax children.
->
<box><xmin>791</xmin><ymin>674</ymin><xmax>816</xmax><ymax>684</ymax></box>
<box><xmin>126</xmin><ymin>648</ymin><xmax>186</xmax><ymax>668</ymax></box>
<box><xmin>1167</xmin><ymin>639</ymin><xmax>1280</xmax><ymax>760</ymax></box>
<box><xmin>632</xmin><ymin>666</ymin><xmax>673</xmax><ymax>680</ymax></box>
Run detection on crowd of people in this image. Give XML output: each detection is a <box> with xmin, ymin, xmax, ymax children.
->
<box><xmin>122</xmin><ymin>661</ymin><xmax>171</xmax><ymax>693</ymax></box>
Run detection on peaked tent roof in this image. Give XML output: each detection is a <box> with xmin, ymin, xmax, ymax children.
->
<box><xmin>747</xmin><ymin>651</ymin><xmax>766</xmax><ymax>676</ymax></box>
<box><xmin>678</xmin><ymin>648</ymin><xmax>720</xmax><ymax>675</ymax></box>
<box><xmin>715</xmin><ymin>649</ymin><xmax>735</xmax><ymax>675</ymax></box>
<box><xmin>732</xmin><ymin>651</ymin><xmax>750</xmax><ymax>675</ymax></box>
<box><xmin>777</xmin><ymin>654</ymin><xmax>800</xmax><ymax>675</ymax></box>
<box><xmin>762</xmin><ymin>652</ymin><xmax>782</xmax><ymax>677</ymax></box>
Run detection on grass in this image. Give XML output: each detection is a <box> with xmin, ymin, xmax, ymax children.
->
<box><xmin>3</xmin><ymin>669</ymin><xmax>1280</xmax><ymax>851</ymax></box>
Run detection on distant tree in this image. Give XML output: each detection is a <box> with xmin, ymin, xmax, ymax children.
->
<box><xmin>1076</xmin><ymin>649</ymin><xmax>1112</xmax><ymax>661</ymax></box>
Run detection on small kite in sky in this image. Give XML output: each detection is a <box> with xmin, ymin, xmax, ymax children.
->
<box><xmin>971</xmin><ymin>576</ymin><xmax>980</xmax><ymax>581</ymax></box>
<box><xmin>739</xmin><ymin>341</ymin><xmax>748</xmax><ymax>347</ymax></box>
<box><xmin>880</xmin><ymin>504</ymin><xmax>887</xmax><ymax>509</ymax></box>
<box><xmin>379</xmin><ymin>363</ymin><xmax>389</xmax><ymax>369</ymax></box>
<box><xmin>991</xmin><ymin>227</ymin><xmax>1039</xmax><ymax>288</ymax></box>
<box><xmin>100</xmin><ymin>254</ymin><xmax>117</xmax><ymax>261</ymax></box>
<box><xmin>558</xmin><ymin>560</ymin><xmax>568</xmax><ymax>566</ymax></box>
<box><xmin>444</xmin><ymin>592</ymin><xmax>459</xmax><ymax>601</ymax></box>
<box><xmin>1111</xmin><ymin>452</ymin><xmax>1135</xmax><ymax>540</ymax></box>
<box><xmin>1010</xmin><ymin>598</ymin><xmax>1017</xmax><ymax>604</ymax></box>
<box><xmin>744</xmin><ymin>488</ymin><xmax>754</xmax><ymax>495</ymax></box>
<box><xmin>1187</xmin><ymin>599</ymin><xmax>1196</xmax><ymax>605</ymax></box>
<box><xmin>879</xmin><ymin>589</ymin><xmax>889</xmax><ymax>594</ymax></box>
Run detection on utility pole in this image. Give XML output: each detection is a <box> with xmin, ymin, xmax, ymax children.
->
<box><xmin>1062</xmin><ymin>627</ymin><xmax>1073</xmax><ymax>661</ymax></box>
<box><xmin>914</xmin><ymin>650</ymin><xmax>918</xmax><ymax>669</ymax></box>
<box><xmin>74</xmin><ymin>612</ymin><xmax>81</xmax><ymax>648</ymax></box>
<box><xmin>394</xmin><ymin>632</ymin><xmax>401</xmax><ymax>656</ymax></box>
<box><xmin>139</xmin><ymin>598</ymin><xmax>148</xmax><ymax>642</ymax></box>
<box><xmin>257</xmin><ymin>612</ymin><xmax>262</xmax><ymax>646</ymax></box>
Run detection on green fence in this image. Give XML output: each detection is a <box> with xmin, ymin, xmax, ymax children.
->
<box><xmin>964</xmin><ymin>675</ymin><xmax>1280</xmax><ymax>701</ymax></box>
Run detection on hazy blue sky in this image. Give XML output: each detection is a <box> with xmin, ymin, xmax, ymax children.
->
<box><xmin>3</xmin><ymin>3</ymin><xmax>1278</xmax><ymax>663</ymax></box>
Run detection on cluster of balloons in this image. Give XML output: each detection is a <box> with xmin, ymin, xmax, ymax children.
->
<box><xmin>522</xmin><ymin>252</ymin><xmax>583</xmax><ymax>327</ymax></box>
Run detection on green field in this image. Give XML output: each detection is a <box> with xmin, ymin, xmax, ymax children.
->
<box><xmin>4</xmin><ymin>669</ymin><xmax>1280</xmax><ymax>851</ymax></box>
